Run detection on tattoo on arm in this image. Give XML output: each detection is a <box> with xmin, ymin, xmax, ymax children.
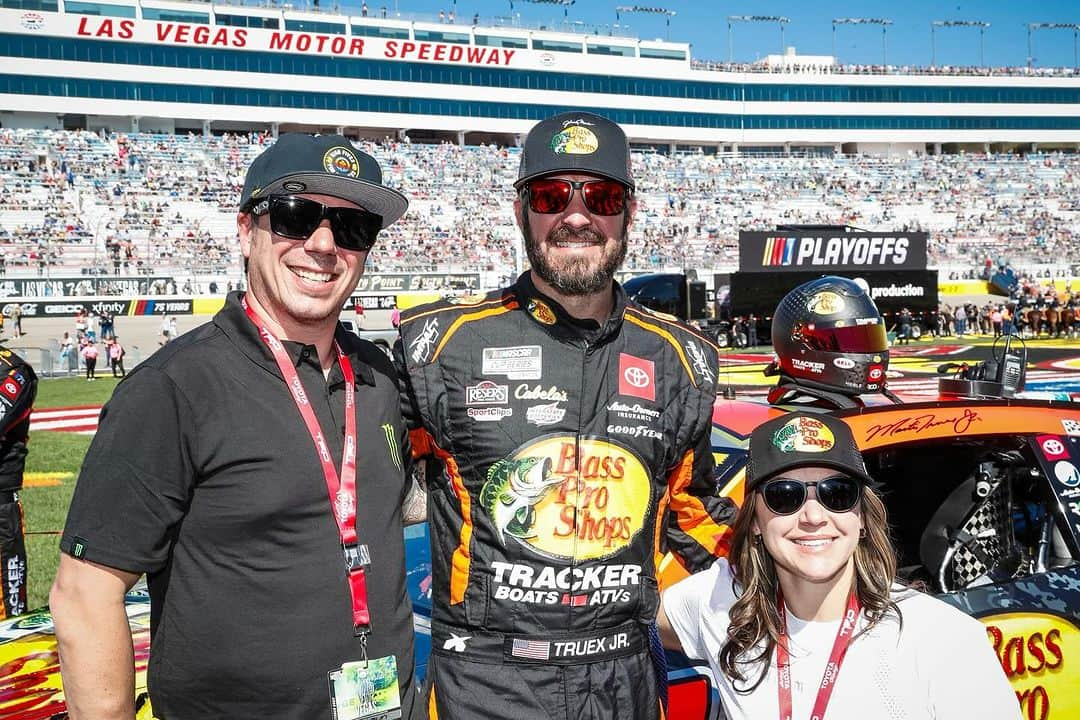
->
<box><xmin>401</xmin><ymin>463</ymin><xmax>428</xmax><ymax>525</ymax></box>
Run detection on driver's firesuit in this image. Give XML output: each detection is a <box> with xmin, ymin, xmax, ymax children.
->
<box><xmin>0</xmin><ymin>346</ymin><xmax>37</xmax><ymax>619</ymax></box>
<box><xmin>398</xmin><ymin>272</ymin><xmax>735</xmax><ymax>720</ymax></box>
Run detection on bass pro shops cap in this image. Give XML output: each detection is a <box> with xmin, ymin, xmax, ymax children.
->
<box><xmin>514</xmin><ymin>111</ymin><xmax>635</xmax><ymax>191</ymax></box>
<box><xmin>746</xmin><ymin>412</ymin><xmax>876</xmax><ymax>491</ymax></box>
<box><xmin>239</xmin><ymin>133</ymin><xmax>408</xmax><ymax>228</ymax></box>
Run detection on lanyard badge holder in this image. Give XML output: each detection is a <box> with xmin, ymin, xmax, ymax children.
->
<box><xmin>243</xmin><ymin>298</ymin><xmax>372</xmax><ymax>637</ymax></box>
<box><xmin>243</xmin><ymin>299</ymin><xmax>400</xmax><ymax>718</ymax></box>
<box><xmin>343</xmin><ymin>542</ymin><xmax>372</xmax><ymax>646</ymax></box>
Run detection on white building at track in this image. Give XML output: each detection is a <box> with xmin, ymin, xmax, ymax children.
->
<box><xmin>1</xmin><ymin>0</ymin><xmax>1078</xmax><ymax>154</ymax></box>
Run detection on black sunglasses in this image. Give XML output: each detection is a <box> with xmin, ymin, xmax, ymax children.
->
<box><xmin>250</xmin><ymin>195</ymin><xmax>383</xmax><ymax>251</ymax></box>
<box><xmin>759</xmin><ymin>475</ymin><xmax>862</xmax><ymax>516</ymax></box>
<box><xmin>525</xmin><ymin>178</ymin><xmax>629</xmax><ymax>216</ymax></box>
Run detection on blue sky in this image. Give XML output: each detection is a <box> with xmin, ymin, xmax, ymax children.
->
<box><xmin>357</xmin><ymin>0</ymin><xmax>1079</xmax><ymax>68</ymax></box>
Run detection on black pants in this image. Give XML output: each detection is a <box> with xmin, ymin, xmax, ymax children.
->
<box><xmin>85</xmin><ymin>357</ymin><xmax>96</xmax><ymax>379</ymax></box>
<box><xmin>111</xmin><ymin>357</ymin><xmax>125</xmax><ymax>377</ymax></box>
<box><xmin>424</xmin><ymin>644</ymin><xmax>661</xmax><ymax>720</ymax></box>
<box><xmin>0</xmin><ymin>495</ymin><xmax>27</xmax><ymax>618</ymax></box>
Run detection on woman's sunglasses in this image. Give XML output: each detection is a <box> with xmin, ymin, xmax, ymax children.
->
<box><xmin>525</xmin><ymin>178</ymin><xmax>629</xmax><ymax>216</ymax></box>
<box><xmin>759</xmin><ymin>475</ymin><xmax>862</xmax><ymax>516</ymax></box>
<box><xmin>250</xmin><ymin>195</ymin><xmax>383</xmax><ymax>251</ymax></box>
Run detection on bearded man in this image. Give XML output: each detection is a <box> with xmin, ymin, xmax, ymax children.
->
<box><xmin>396</xmin><ymin>111</ymin><xmax>735</xmax><ymax>720</ymax></box>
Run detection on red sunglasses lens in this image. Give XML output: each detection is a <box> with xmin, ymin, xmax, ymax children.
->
<box><xmin>528</xmin><ymin>180</ymin><xmax>573</xmax><ymax>214</ymax></box>
<box><xmin>528</xmin><ymin>179</ymin><xmax>627</xmax><ymax>216</ymax></box>
<box><xmin>582</xmin><ymin>181</ymin><xmax>626</xmax><ymax>215</ymax></box>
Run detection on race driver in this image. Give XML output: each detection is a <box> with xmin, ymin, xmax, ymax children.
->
<box><xmin>0</xmin><ymin>345</ymin><xmax>37</xmax><ymax>619</ymax></box>
<box><xmin>397</xmin><ymin>111</ymin><xmax>734</xmax><ymax>720</ymax></box>
<box><xmin>764</xmin><ymin>275</ymin><xmax>900</xmax><ymax>409</ymax></box>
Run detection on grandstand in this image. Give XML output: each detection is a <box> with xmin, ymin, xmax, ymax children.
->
<box><xmin>0</xmin><ymin>0</ymin><xmax>1078</xmax><ymax>289</ymax></box>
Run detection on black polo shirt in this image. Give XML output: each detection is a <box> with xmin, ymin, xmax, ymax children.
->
<box><xmin>61</xmin><ymin>292</ymin><xmax>418</xmax><ymax>720</ymax></box>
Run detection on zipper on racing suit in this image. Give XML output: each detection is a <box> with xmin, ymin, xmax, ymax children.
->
<box><xmin>568</xmin><ymin>338</ymin><xmax>588</xmax><ymax>629</ymax></box>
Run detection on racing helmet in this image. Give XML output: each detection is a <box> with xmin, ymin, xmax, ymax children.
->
<box><xmin>771</xmin><ymin>276</ymin><xmax>889</xmax><ymax>395</ymax></box>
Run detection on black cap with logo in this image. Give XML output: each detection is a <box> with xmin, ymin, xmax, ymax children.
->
<box><xmin>239</xmin><ymin>133</ymin><xmax>408</xmax><ymax>228</ymax></box>
<box><xmin>514</xmin><ymin>111</ymin><xmax>635</xmax><ymax>191</ymax></box>
<box><xmin>746</xmin><ymin>412</ymin><xmax>875</xmax><ymax>491</ymax></box>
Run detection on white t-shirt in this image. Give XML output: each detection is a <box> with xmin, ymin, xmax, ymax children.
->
<box><xmin>663</xmin><ymin>558</ymin><xmax>1020</xmax><ymax>720</ymax></box>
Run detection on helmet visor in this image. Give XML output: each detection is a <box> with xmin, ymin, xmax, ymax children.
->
<box><xmin>798</xmin><ymin>321</ymin><xmax>888</xmax><ymax>353</ymax></box>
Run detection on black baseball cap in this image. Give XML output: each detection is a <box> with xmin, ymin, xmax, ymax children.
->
<box><xmin>239</xmin><ymin>133</ymin><xmax>408</xmax><ymax>228</ymax></box>
<box><xmin>746</xmin><ymin>412</ymin><xmax>874</xmax><ymax>491</ymax></box>
<box><xmin>514</xmin><ymin>111</ymin><xmax>635</xmax><ymax>191</ymax></box>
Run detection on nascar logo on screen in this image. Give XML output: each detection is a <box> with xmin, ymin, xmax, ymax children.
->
<box><xmin>760</xmin><ymin>235</ymin><xmax>913</xmax><ymax>268</ymax></box>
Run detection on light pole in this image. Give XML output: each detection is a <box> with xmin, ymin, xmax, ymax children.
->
<box><xmin>832</xmin><ymin>17</ymin><xmax>892</xmax><ymax>66</ymax></box>
<box><xmin>1028</xmin><ymin>22</ymin><xmax>1080</xmax><ymax>68</ymax></box>
<box><xmin>615</xmin><ymin>6</ymin><xmax>676</xmax><ymax>41</ymax></box>
<box><xmin>931</xmin><ymin>20</ymin><xmax>990</xmax><ymax>67</ymax></box>
<box><xmin>727</xmin><ymin>15</ymin><xmax>790</xmax><ymax>63</ymax></box>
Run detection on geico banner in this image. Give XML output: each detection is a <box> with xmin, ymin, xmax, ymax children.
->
<box><xmin>739</xmin><ymin>231</ymin><xmax>928</xmax><ymax>272</ymax></box>
<box><xmin>1</xmin><ymin>298</ymin><xmax>195</xmax><ymax>318</ymax></box>
<box><xmin>0</xmin><ymin>276</ymin><xmax>177</xmax><ymax>298</ymax></box>
<box><xmin>354</xmin><ymin>274</ymin><xmax>480</xmax><ymax>293</ymax></box>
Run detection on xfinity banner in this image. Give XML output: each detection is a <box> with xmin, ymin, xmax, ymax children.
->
<box><xmin>1</xmin><ymin>298</ymin><xmax>194</xmax><ymax>318</ymax></box>
<box><xmin>739</xmin><ymin>231</ymin><xmax>928</xmax><ymax>273</ymax></box>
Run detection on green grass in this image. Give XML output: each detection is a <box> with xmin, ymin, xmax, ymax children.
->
<box><xmin>24</xmin><ymin>432</ymin><xmax>96</xmax><ymax>609</ymax></box>
<box><xmin>35</xmin><ymin>375</ymin><xmax>122</xmax><ymax>409</ymax></box>
<box><xmin>22</xmin><ymin>376</ymin><xmax>119</xmax><ymax>610</ymax></box>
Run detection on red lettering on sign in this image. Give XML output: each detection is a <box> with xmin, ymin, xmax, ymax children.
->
<box><xmin>81</xmin><ymin>18</ymin><xmax>130</xmax><ymax>38</ymax></box>
<box><xmin>987</xmin><ymin>626</ymin><xmax>1064</xmax><ymax>678</ymax></box>
<box><xmin>1016</xmin><ymin>686</ymin><xmax>1050</xmax><ymax>720</ymax></box>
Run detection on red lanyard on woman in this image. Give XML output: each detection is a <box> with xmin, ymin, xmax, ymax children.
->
<box><xmin>775</xmin><ymin>588</ymin><xmax>861</xmax><ymax>720</ymax></box>
<box><xmin>243</xmin><ymin>298</ymin><xmax>371</xmax><ymax>635</ymax></box>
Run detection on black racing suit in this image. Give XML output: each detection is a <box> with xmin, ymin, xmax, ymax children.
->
<box><xmin>398</xmin><ymin>273</ymin><xmax>734</xmax><ymax>720</ymax></box>
<box><xmin>0</xmin><ymin>346</ymin><xmax>36</xmax><ymax>619</ymax></box>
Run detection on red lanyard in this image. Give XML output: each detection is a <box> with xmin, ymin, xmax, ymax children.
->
<box><xmin>775</xmin><ymin>588</ymin><xmax>860</xmax><ymax>720</ymax></box>
<box><xmin>243</xmin><ymin>298</ymin><xmax>370</xmax><ymax>634</ymax></box>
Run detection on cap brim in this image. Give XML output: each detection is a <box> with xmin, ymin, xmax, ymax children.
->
<box><xmin>254</xmin><ymin>172</ymin><xmax>408</xmax><ymax>228</ymax></box>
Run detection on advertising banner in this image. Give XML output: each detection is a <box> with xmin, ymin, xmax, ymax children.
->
<box><xmin>739</xmin><ymin>231</ymin><xmax>928</xmax><ymax>273</ymax></box>
<box><xmin>354</xmin><ymin>274</ymin><xmax>481</xmax><ymax>293</ymax></box>
<box><xmin>0</xmin><ymin>277</ymin><xmax>178</xmax><ymax>298</ymax></box>
<box><xmin>1</xmin><ymin>298</ymin><xmax>195</xmax><ymax>318</ymax></box>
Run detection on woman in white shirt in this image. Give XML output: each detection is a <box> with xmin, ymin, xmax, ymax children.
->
<box><xmin>659</xmin><ymin>411</ymin><xmax>1019</xmax><ymax>720</ymax></box>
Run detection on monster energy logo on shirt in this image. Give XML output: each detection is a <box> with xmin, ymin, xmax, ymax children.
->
<box><xmin>382</xmin><ymin>423</ymin><xmax>401</xmax><ymax>470</ymax></box>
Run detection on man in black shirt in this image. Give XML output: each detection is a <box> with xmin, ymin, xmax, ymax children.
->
<box><xmin>51</xmin><ymin>134</ymin><xmax>423</xmax><ymax>719</ymax></box>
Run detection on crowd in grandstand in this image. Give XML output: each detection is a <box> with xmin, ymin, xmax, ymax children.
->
<box><xmin>691</xmin><ymin>59</ymin><xmax>1080</xmax><ymax>77</ymax></box>
<box><xmin>0</xmin><ymin>128</ymin><xmax>1077</xmax><ymax>281</ymax></box>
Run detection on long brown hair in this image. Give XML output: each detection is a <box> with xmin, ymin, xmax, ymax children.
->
<box><xmin>717</xmin><ymin>485</ymin><xmax>900</xmax><ymax>692</ymax></box>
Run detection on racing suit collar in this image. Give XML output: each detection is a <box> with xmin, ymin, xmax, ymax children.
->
<box><xmin>514</xmin><ymin>271</ymin><xmax>626</xmax><ymax>346</ymax></box>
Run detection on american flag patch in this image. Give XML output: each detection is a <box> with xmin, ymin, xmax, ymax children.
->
<box><xmin>511</xmin><ymin>639</ymin><xmax>551</xmax><ymax>660</ymax></box>
<box><xmin>560</xmin><ymin>593</ymin><xmax>587</xmax><ymax>607</ymax></box>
